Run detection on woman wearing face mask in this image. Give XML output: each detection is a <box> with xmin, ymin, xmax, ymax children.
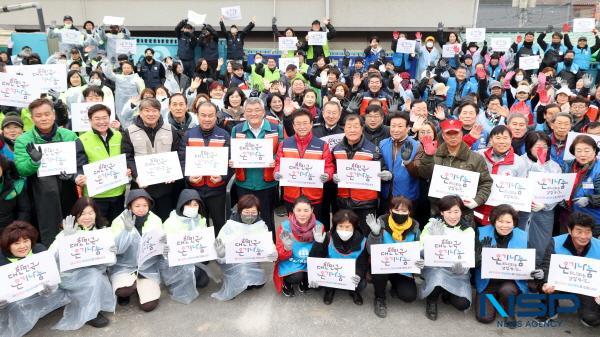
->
<box><xmin>211</xmin><ymin>195</ymin><xmax>277</xmax><ymax>301</ymax></box>
<box><xmin>474</xmin><ymin>204</ymin><xmax>544</xmax><ymax>326</ymax></box>
<box><xmin>308</xmin><ymin>209</ymin><xmax>368</xmax><ymax>306</ymax></box>
<box><xmin>164</xmin><ymin>59</ymin><xmax>190</xmax><ymax>95</ymax></box>
<box><xmin>80</xmin><ymin>71</ymin><xmax>114</xmax><ymax>105</ymax></box>
<box><xmin>154</xmin><ymin>86</ymin><xmax>172</xmax><ymax>121</ymax></box>
<box><xmin>101</xmin><ymin>59</ymin><xmax>146</xmax><ymax>126</ymax></box>
<box><xmin>566</xmin><ymin>135</ymin><xmax>600</xmax><ymax>237</ymax></box>
<box><xmin>0</xmin><ymin>221</ymin><xmax>69</xmax><ymax>337</ymax></box>
<box><xmin>160</xmin><ymin>189</ymin><xmax>215</xmax><ymax>304</ymax></box>
<box><xmin>415</xmin><ymin>195</ymin><xmax>475</xmax><ymax>321</ymax></box>
<box><xmin>523</xmin><ymin>132</ymin><xmax>562</xmax><ymax>265</ymax></box>
<box><xmin>274</xmin><ymin>196</ymin><xmax>325</xmax><ymax>297</ymax></box>
<box><xmin>109</xmin><ymin>189</ymin><xmax>163</xmax><ymax>312</ymax></box>
<box><xmin>366</xmin><ymin>197</ymin><xmax>421</xmax><ymax>318</ymax></box>
<box><xmin>49</xmin><ymin>198</ymin><xmax>116</xmax><ymax>330</ymax></box>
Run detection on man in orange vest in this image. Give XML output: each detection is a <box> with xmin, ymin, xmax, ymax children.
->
<box><xmin>274</xmin><ymin>109</ymin><xmax>335</xmax><ymax>224</ymax></box>
<box><xmin>332</xmin><ymin>114</ymin><xmax>392</xmax><ymax>234</ymax></box>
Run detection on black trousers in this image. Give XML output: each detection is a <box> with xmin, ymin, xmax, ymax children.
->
<box><xmin>427</xmin><ymin>286</ymin><xmax>471</xmax><ymax>311</ymax></box>
<box><xmin>372</xmin><ymin>273</ymin><xmax>417</xmax><ymax>302</ymax></box>
<box><xmin>284</xmin><ymin>272</ymin><xmax>308</xmax><ymax>285</ymax></box>
<box><xmin>319</xmin><ymin>181</ymin><xmax>338</xmax><ymax>231</ymax></box>
<box><xmin>30</xmin><ymin>176</ymin><xmax>77</xmax><ymax>246</ymax></box>
<box><xmin>94</xmin><ymin>195</ymin><xmax>125</xmax><ymax>224</ymax></box>
<box><xmin>237</xmin><ymin>185</ymin><xmax>278</xmax><ymax>240</ymax></box>
<box><xmin>579</xmin><ymin>294</ymin><xmax>600</xmax><ymax>327</ymax></box>
<box><xmin>152</xmin><ymin>193</ymin><xmax>177</xmax><ymax>222</ymax></box>
<box><xmin>202</xmin><ymin>193</ymin><xmax>227</xmax><ymax>235</ymax></box>
<box><xmin>475</xmin><ymin>281</ymin><xmax>520</xmax><ymax>323</ymax></box>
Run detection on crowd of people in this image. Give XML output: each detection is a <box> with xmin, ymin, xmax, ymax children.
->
<box><xmin>1</xmin><ymin>13</ymin><xmax>600</xmax><ymax>336</ymax></box>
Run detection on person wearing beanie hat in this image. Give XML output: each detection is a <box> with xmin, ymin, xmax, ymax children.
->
<box><xmin>462</xmin><ymin>40</ymin><xmax>486</xmax><ymax>73</ymax></box>
<box><xmin>0</xmin><ymin>114</ymin><xmax>24</xmax><ymax>160</ymax></box>
<box><xmin>300</xmin><ymin>18</ymin><xmax>336</xmax><ymax>64</ymax></box>
<box><xmin>110</xmin><ymin>189</ymin><xmax>163</xmax><ymax>311</ymax></box>
<box><xmin>47</xmin><ymin>14</ymin><xmax>84</xmax><ymax>55</ymax></box>
<box><xmin>415</xmin><ymin>30</ymin><xmax>441</xmax><ymax>80</ymax></box>
<box><xmin>564</xmin><ymin>28</ymin><xmax>600</xmax><ymax>71</ymax></box>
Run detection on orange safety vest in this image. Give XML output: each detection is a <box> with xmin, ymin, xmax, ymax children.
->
<box><xmin>280</xmin><ymin>136</ymin><xmax>326</xmax><ymax>204</ymax></box>
<box><xmin>333</xmin><ymin>148</ymin><xmax>379</xmax><ymax>202</ymax></box>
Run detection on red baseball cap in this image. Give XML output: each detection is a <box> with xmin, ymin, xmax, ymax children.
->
<box><xmin>440</xmin><ymin>119</ymin><xmax>463</xmax><ymax>133</ymax></box>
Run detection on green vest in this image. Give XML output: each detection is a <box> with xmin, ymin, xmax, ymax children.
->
<box><xmin>307</xmin><ymin>40</ymin><xmax>330</xmax><ymax>60</ymax></box>
<box><xmin>79</xmin><ymin>129</ymin><xmax>125</xmax><ymax>198</ymax></box>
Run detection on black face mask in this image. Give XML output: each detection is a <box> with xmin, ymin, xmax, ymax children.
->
<box><xmin>145</xmin><ymin>55</ymin><xmax>153</xmax><ymax>62</ymax></box>
<box><xmin>391</xmin><ymin>212</ymin><xmax>409</xmax><ymax>224</ymax></box>
<box><xmin>564</xmin><ymin>59</ymin><xmax>573</xmax><ymax>66</ymax></box>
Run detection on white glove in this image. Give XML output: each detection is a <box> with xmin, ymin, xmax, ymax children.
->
<box><xmin>332</xmin><ymin>174</ymin><xmax>340</xmax><ymax>184</ymax></box>
<box><xmin>309</xmin><ymin>281</ymin><xmax>320</xmax><ymax>288</ymax></box>
<box><xmin>427</xmin><ymin>218</ymin><xmax>445</xmax><ymax>236</ymax></box>
<box><xmin>574</xmin><ymin>197</ymin><xmax>590</xmax><ymax>208</ymax></box>
<box><xmin>462</xmin><ymin>198</ymin><xmax>478</xmax><ymax>209</ymax></box>
<box><xmin>530</xmin><ymin>269</ymin><xmax>544</xmax><ymax>280</ymax></box>
<box><xmin>280</xmin><ymin>231</ymin><xmax>293</xmax><ymax>251</ymax></box>
<box><xmin>377</xmin><ymin>170</ymin><xmax>393</xmax><ymax>181</ymax></box>
<box><xmin>38</xmin><ymin>283</ymin><xmax>56</xmax><ymax>297</ymax></box>
<box><xmin>531</xmin><ymin>201</ymin><xmax>545</xmax><ymax>212</ymax></box>
<box><xmin>365</xmin><ymin>213</ymin><xmax>382</xmax><ymax>235</ymax></box>
<box><xmin>214</xmin><ymin>238</ymin><xmax>226</xmax><ymax>258</ymax></box>
<box><xmin>450</xmin><ymin>262</ymin><xmax>468</xmax><ymax>275</ymax></box>
<box><xmin>159</xmin><ymin>234</ymin><xmax>167</xmax><ymax>244</ymax></box>
<box><xmin>415</xmin><ymin>259</ymin><xmax>425</xmax><ymax>269</ymax></box>
<box><xmin>62</xmin><ymin>215</ymin><xmax>77</xmax><ymax>236</ymax></box>
<box><xmin>313</xmin><ymin>224</ymin><xmax>326</xmax><ymax>243</ymax></box>
<box><xmin>163</xmin><ymin>245</ymin><xmax>170</xmax><ymax>256</ymax></box>
<box><xmin>319</xmin><ymin>173</ymin><xmax>329</xmax><ymax>183</ymax></box>
<box><xmin>109</xmin><ymin>245</ymin><xmax>118</xmax><ymax>254</ymax></box>
<box><xmin>274</xmin><ymin>172</ymin><xmax>283</xmax><ymax>181</ymax></box>
<box><xmin>595</xmin><ymin>296</ymin><xmax>600</xmax><ymax>305</ymax></box>
<box><xmin>121</xmin><ymin>210</ymin><xmax>136</xmax><ymax>232</ymax></box>
<box><xmin>350</xmin><ymin>275</ymin><xmax>361</xmax><ymax>287</ymax></box>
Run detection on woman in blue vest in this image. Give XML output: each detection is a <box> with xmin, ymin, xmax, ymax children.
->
<box><xmin>416</xmin><ymin>195</ymin><xmax>474</xmax><ymax>321</ymax></box>
<box><xmin>309</xmin><ymin>209</ymin><xmax>368</xmax><ymax>305</ymax></box>
<box><xmin>474</xmin><ymin>204</ymin><xmax>544</xmax><ymax>326</ymax></box>
<box><xmin>566</xmin><ymin>135</ymin><xmax>600</xmax><ymax>237</ymax></box>
<box><xmin>274</xmin><ymin>196</ymin><xmax>324</xmax><ymax>297</ymax></box>
<box><xmin>367</xmin><ymin>196</ymin><xmax>420</xmax><ymax>318</ymax></box>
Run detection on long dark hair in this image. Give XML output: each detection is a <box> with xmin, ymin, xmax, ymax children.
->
<box><xmin>70</xmin><ymin>197</ymin><xmax>108</xmax><ymax>228</ymax></box>
<box><xmin>525</xmin><ymin>131</ymin><xmax>551</xmax><ymax>163</ymax></box>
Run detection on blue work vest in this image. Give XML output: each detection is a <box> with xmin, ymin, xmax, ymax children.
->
<box><xmin>327</xmin><ymin>236</ymin><xmax>366</xmax><ymax>259</ymax></box>
<box><xmin>278</xmin><ymin>220</ymin><xmax>315</xmax><ymax>276</ymax></box>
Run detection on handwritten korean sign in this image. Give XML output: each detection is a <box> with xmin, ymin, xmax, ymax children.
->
<box><xmin>103</xmin><ymin>16</ymin><xmax>125</xmax><ymax>26</ymax></box>
<box><xmin>278</xmin><ymin>57</ymin><xmax>300</xmax><ymax>71</ymax></box>
<box><xmin>320</xmin><ymin>134</ymin><xmax>344</xmax><ymax>152</ymax></box>
<box><xmin>221</xmin><ymin>6</ymin><xmax>242</xmax><ymax>20</ymax></box>
<box><xmin>0</xmin><ymin>71</ymin><xmax>41</xmax><ymax>107</ymax></box>
<box><xmin>490</xmin><ymin>37</ymin><xmax>512</xmax><ymax>52</ymax></box>
<box><xmin>115</xmin><ymin>39</ymin><xmax>137</xmax><ymax>55</ymax></box>
<box><xmin>307</xmin><ymin>32</ymin><xmax>327</xmax><ymax>46</ymax></box>
<box><xmin>424</xmin><ymin>234</ymin><xmax>475</xmax><ymax>268</ymax></box>
<box><xmin>70</xmin><ymin>101</ymin><xmax>116</xmax><ymax>132</ymax></box>
<box><xmin>167</xmin><ymin>227</ymin><xmax>218</xmax><ymax>267</ymax></box>
<box><xmin>442</xmin><ymin>44</ymin><xmax>457</xmax><ymax>58</ymax></box>
<box><xmin>230</xmin><ymin>138</ymin><xmax>273</xmax><ymax>168</ymax></box>
<box><xmin>519</xmin><ymin>55</ymin><xmax>540</xmax><ymax>71</ymax></box>
<box><xmin>57</xmin><ymin>228</ymin><xmax>116</xmax><ymax>272</ymax></box>
<box><xmin>225</xmin><ymin>231</ymin><xmax>274</xmax><ymax>264</ymax></box>
<box><xmin>134</xmin><ymin>151</ymin><xmax>183</xmax><ymax>186</ymax></box>
<box><xmin>486</xmin><ymin>175</ymin><xmax>532</xmax><ymax>212</ymax></box>
<box><xmin>548</xmin><ymin>254</ymin><xmax>600</xmax><ymax>297</ymax></box>
<box><xmin>279</xmin><ymin>37</ymin><xmax>298</xmax><ymax>52</ymax></box>
<box><xmin>573</xmin><ymin>18</ymin><xmax>596</xmax><ymax>33</ymax></box>
<box><xmin>465</xmin><ymin>28</ymin><xmax>486</xmax><ymax>42</ymax></box>
<box><xmin>6</xmin><ymin>64</ymin><xmax>68</xmax><ymax>92</ymax></box>
<box><xmin>528</xmin><ymin>172</ymin><xmax>576</xmax><ymax>204</ymax></box>
<box><xmin>428</xmin><ymin>165</ymin><xmax>480</xmax><ymax>200</ymax></box>
<box><xmin>307</xmin><ymin>257</ymin><xmax>356</xmax><ymax>290</ymax></box>
<box><xmin>184</xmin><ymin>146</ymin><xmax>229</xmax><ymax>176</ymax></box>
<box><xmin>60</xmin><ymin>30</ymin><xmax>82</xmax><ymax>45</ymax></box>
<box><xmin>37</xmin><ymin>142</ymin><xmax>77</xmax><ymax>177</ymax></box>
<box><xmin>279</xmin><ymin>158</ymin><xmax>325</xmax><ymax>188</ymax></box>
<box><xmin>187</xmin><ymin>10</ymin><xmax>206</xmax><ymax>25</ymax></box>
<box><xmin>336</xmin><ymin>159</ymin><xmax>381</xmax><ymax>191</ymax></box>
<box><xmin>0</xmin><ymin>251</ymin><xmax>61</xmax><ymax>303</ymax></box>
<box><xmin>395</xmin><ymin>40</ymin><xmax>416</xmax><ymax>54</ymax></box>
<box><xmin>371</xmin><ymin>242</ymin><xmax>421</xmax><ymax>274</ymax></box>
<box><xmin>137</xmin><ymin>229</ymin><xmax>165</xmax><ymax>266</ymax></box>
<box><xmin>481</xmin><ymin>248</ymin><xmax>536</xmax><ymax>280</ymax></box>
<box><xmin>83</xmin><ymin>154</ymin><xmax>128</xmax><ymax>197</ymax></box>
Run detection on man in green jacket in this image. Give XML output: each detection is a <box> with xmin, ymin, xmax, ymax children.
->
<box><xmin>14</xmin><ymin>98</ymin><xmax>78</xmax><ymax>245</ymax></box>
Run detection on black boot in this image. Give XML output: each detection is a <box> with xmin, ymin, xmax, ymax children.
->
<box><xmin>323</xmin><ymin>289</ymin><xmax>335</xmax><ymax>305</ymax></box>
<box><xmin>282</xmin><ymin>282</ymin><xmax>295</xmax><ymax>297</ymax></box>
<box><xmin>297</xmin><ymin>280</ymin><xmax>309</xmax><ymax>293</ymax></box>
<box><xmin>350</xmin><ymin>291</ymin><xmax>363</xmax><ymax>305</ymax></box>
<box><xmin>426</xmin><ymin>300</ymin><xmax>438</xmax><ymax>321</ymax></box>
<box><xmin>86</xmin><ymin>313</ymin><xmax>109</xmax><ymax>328</ymax></box>
<box><xmin>117</xmin><ymin>296</ymin><xmax>130</xmax><ymax>306</ymax></box>
<box><xmin>374</xmin><ymin>297</ymin><xmax>387</xmax><ymax>318</ymax></box>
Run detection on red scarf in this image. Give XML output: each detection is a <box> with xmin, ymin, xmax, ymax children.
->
<box><xmin>483</xmin><ymin>147</ymin><xmax>515</xmax><ymax>174</ymax></box>
<box><xmin>288</xmin><ymin>213</ymin><xmax>316</xmax><ymax>242</ymax></box>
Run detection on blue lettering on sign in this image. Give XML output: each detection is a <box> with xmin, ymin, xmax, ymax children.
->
<box><xmin>480</xmin><ymin>294</ymin><xmax>580</xmax><ymax>318</ymax></box>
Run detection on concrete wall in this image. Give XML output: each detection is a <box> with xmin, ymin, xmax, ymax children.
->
<box><xmin>0</xmin><ymin>0</ymin><xmax>477</xmax><ymax>31</ymax></box>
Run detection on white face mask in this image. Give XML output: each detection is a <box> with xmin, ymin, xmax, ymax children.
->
<box><xmin>515</xmin><ymin>75</ymin><xmax>524</xmax><ymax>82</ymax></box>
<box><xmin>254</xmin><ymin>58</ymin><xmax>263</xmax><ymax>64</ymax></box>
<box><xmin>336</xmin><ymin>229</ymin><xmax>353</xmax><ymax>241</ymax></box>
<box><xmin>426</xmin><ymin>42</ymin><xmax>434</xmax><ymax>48</ymax></box>
<box><xmin>90</xmin><ymin>79</ymin><xmax>101</xmax><ymax>86</ymax></box>
<box><xmin>182</xmin><ymin>206</ymin><xmax>199</xmax><ymax>218</ymax></box>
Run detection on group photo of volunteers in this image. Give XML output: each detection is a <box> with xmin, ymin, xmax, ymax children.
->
<box><xmin>1</xmin><ymin>2</ymin><xmax>600</xmax><ymax>336</ymax></box>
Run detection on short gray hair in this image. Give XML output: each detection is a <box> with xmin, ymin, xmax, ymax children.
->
<box><xmin>243</xmin><ymin>97</ymin><xmax>265</xmax><ymax>111</ymax></box>
<box><xmin>551</xmin><ymin>111</ymin><xmax>573</xmax><ymax>124</ymax></box>
<box><xmin>139</xmin><ymin>98</ymin><xmax>161</xmax><ymax>111</ymax></box>
<box><xmin>507</xmin><ymin>112</ymin><xmax>528</xmax><ymax>124</ymax></box>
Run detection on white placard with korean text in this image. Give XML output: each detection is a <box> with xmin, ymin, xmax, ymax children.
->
<box><xmin>134</xmin><ymin>151</ymin><xmax>183</xmax><ymax>186</ymax></box>
<box><xmin>465</xmin><ymin>28</ymin><xmax>486</xmax><ymax>42</ymax></box>
<box><xmin>442</xmin><ymin>44</ymin><xmax>457</xmax><ymax>58</ymax></box>
<box><xmin>548</xmin><ymin>254</ymin><xmax>600</xmax><ymax>297</ymax></box>
<box><xmin>184</xmin><ymin>146</ymin><xmax>229</xmax><ymax>176</ymax></box>
<box><xmin>563</xmin><ymin>131</ymin><xmax>600</xmax><ymax>161</ymax></box>
<box><xmin>486</xmin><ymin>175</ymin><xmax>532</xmax><ymax>212</ymax></box>
<box><xmin>279</xmin><ymin>158</ymin><xmax>325</xmax><ymax>188</ymax></box>
<box><xmin>519</xmin><ymin>56</ymin><xmax>540</xmax><ymax>71</ymax></box>
<box><xmin>167</xmin><ymin>227</ymin><xmax>218</xmax><ymax>267</ymax></box>
<box><xmin>278</xmin><ymin>57</ymin><xmax>299</xmax><ymax>71</ymax></box>
<box><xmin>70</xmin><ymin>101</ymin><xmax>116</xmax><ymax>132</ymax></box>
<box><xmin>490</xmin><ymin>37</ymin><xmax>512</xmax><ymax>52</ymax></box>
<box><xmin>61</xmin><ymin>30</ymin><xmax>82</xmax><ymax>45</ymax></box>
<box><xmin>0</xmin><ymin>71</ymin><xmax>42</xmax><ymax>107</ymax></box>
<box><xmin>83</xmin><ymin>154</ymin><xmax>128</xmax><ymax>197</ymax></box>
<box><xmin>187</xmin><ymin>10</ymin><xmax>207</xmax><ymax>26</ymax></box>
<box><xmin>230</xmin><ymin>138</ymin><xmax>273</xmax><ymax>168</ymax></box>
<box><xmin>225</xmin><ymin>231</ymin><xmax>274</xmax><ymax>264</ymax></box>
<box><xmin>278</xmin><ymin>37</ymin><xmax>298</xmax><ymax>52</ymax></box>
<box><xmin>115</xmin><ymin>39</ymin><xmax>137</xmax><ymax>55</ymax></box>
<box><xmin>424</xmin><ymin>234</ymin><xmax>475</xmax><ymax>268</ymax></box>
<box><xmin>37</xmin><ymin>142</ymin><xmax>77</xmax><ymax>177</ymax></box>
<box><xmin>221</xmin><ymin>6</ymin><xmax>242</xmax><ymax>20</ymax></box>
<box><xmin>528</xmin><ymin>172</ymin><xmax>577</xmax><ymax>204</ymax></box>
<box><xmin>137</xmin><ymin>229</ymin><xmax>165</xmax><ymax>266</ymax></box>
<box><xmin>371</xmin><ymin>242</ymin><xmax>422</xmax><ymax>274</ymax></box>
<box><xmin>0</xmin><ymin>251</ymin><xmax>61</xmax><ymax>303</ymax></box>
<box><xmin>428</xmin><ymin>165</ymin><xmax>480</xmax><ymax>200</ymax></box>
<box><xmin>6</xmin><ymin>64</ymin><xmax>68</xmax><ymax>92</ymax></box>
<box><xmin>103</xmin><ymin>16</ymin><xmax>125</xmax><ymax>26</ymax></box>
<box><xmin>396</xmin><ymin>40</ymin><xmax>416</xmax><ymax>54</ymax></box>
<box><xmin>57</xmin><ymin>228</ymin><xmax>116</xmax><ymax>272</ymax></box>
<box><xmin>481</xmin><ymin>248</ymin><xmax>536</xmax><ymax>280</ymax></box>
<box><xmin>336</xmin><ymin>159</ymin><xmax>381</xmax><ymax>191</ymax></box>
<box><xmin>573</xmin><ymin>18</ymin><xmax>596</xmax><ymax>33</ymax></box>
<box><xmin>307</xmin><ymin>257</ymin><xmax>356</xmax><ymax>290</ymax></box>
<box><xmin>307</xmin><ymin>31</ymin><xmax>327</xmax><ymax>46</ymax></box>
<box><xmin>320</xmin><ymin>133</ymin><xmax>344</xmax><ymax>152</ymax></box>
